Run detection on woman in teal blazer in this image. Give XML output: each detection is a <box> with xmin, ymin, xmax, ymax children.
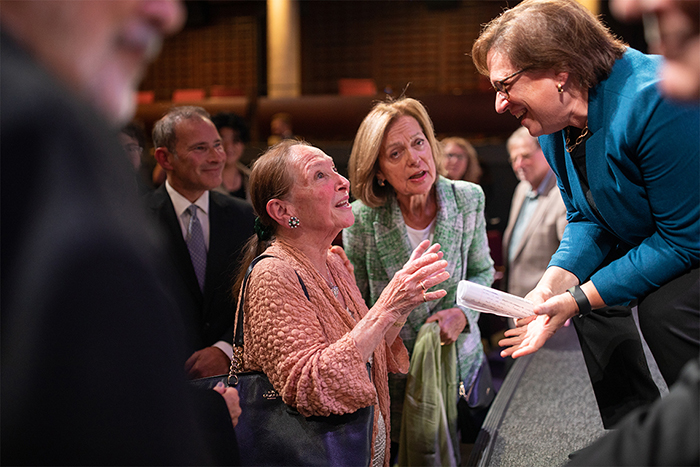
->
<box><xmin>343</xmin><ymin>97</ymin><xmax>495</xmax><ymax>455</ymax></box>
<box><xmin>472</xmin><ymin>0</ymin><xmax>699</xmax><ymax>427</ymax></box>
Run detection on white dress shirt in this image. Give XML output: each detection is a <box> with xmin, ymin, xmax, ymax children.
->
<box><xmin>164</xmin><ymin>181</ymin><xmax>233</xmax><ymax>359</ymax></box>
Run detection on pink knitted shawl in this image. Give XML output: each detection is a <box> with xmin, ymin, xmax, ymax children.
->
<box><xmin>241</xmin><ymin>241</ymin><xmax>409</xmax><ymax>466</ymax></box>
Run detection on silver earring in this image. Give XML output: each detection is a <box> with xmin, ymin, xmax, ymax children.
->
<box><xmin>557</xmin><ymin>83</ymin><xmax>563</xmax><ymax>94</ymax></box>
<box><xmin>288</xmin><ymin>216</ymin><xmax>300</xmax><ymax>228</ymax></box>
<box><xmin>378</xmin><ymin>178</ymin><xmax>385</xmax><ymax>187</ymax></box>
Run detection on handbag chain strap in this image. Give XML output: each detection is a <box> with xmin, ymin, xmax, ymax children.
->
<box><xmin>452</xmin><ymin>180</ymin><xmax>474</xmax><ymax>401</ymax></box>
<box><xmin>227</xmin><ymin>346</ymin><xmax>244</xmax><ymax>386</ymax></box>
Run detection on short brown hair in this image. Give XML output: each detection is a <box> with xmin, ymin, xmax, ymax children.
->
<box><xmin>472</xmin><ymin>0</ymin><xmax>627</xmax><ymax>90</ymax></box>
<box><xmin>348</xmin><ymin>97</ymin><xmax>441</xmax><ymax>208</ymax></box>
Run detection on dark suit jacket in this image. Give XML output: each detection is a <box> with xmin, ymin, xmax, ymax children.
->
<box><xmin>145</xmin><ymin>185</ymin><xmax>255</xmax><ymax>352</ymax></box>
<box><xmin>1</xmin><ymin>32</ymin><xmax>236</xmax><ymax>465</ymax></box>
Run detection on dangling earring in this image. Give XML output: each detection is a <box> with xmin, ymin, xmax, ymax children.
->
<box><xmin>288</xmin><ymin>216</ymin><xmax>300</xmax><ymax>229</ymax></box>
<box><xmin>557</xmin><ymin>83</ymin><xmax>563</xmax><ymax>94</ymax></box>
<box><xmin>378</xmin><ymin>178</ymin><xmax>385</xmax><ymax>187</ymax></box>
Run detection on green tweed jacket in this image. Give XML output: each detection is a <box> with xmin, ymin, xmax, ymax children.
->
<box><xmin>343</xmin><ymin>176</ymin><xmax>494</xmax><ymax>385</ymax></box>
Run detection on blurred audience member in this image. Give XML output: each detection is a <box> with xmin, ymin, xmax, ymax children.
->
<box><xmin>1</xmin><ymin>1</ymin><xmax>240</xmax><ymax>464</ymax></box>
<box><xmin>148</xmin><ymin>106</ymin><xmax>256</xmax><ymax>379</ymax></box>
<box><xmin>119</xmin><ymin>121</ymin><xmax>146</xmax><ymax>170</ymax></box>
<box><xmin>120</xmin><ymin>121</ymin><xmax>153</xmax><ymax>193</ymax></box>
<box><xmin>267</xmin><ymin>111</ymin><xmax>294</xmax><ymax>146</ymax></box>
<box><xmin>211</xmin><ymin>112</ymin><xmax>251</xmax><ymax>201</ymax></box>
<box><xmin>502</xmin><ymin>127</ymin><xmax>566</xmax><ymax>300</ymax></box>
<box><xmin>611</xmin><ymin>0</ymin><xmax>700</xmax><ymax>101</ymax></box>
<box><xmin>440</xmin><ymin>136</ymin><xmax>483</xmax><ymax>184</ymax></box>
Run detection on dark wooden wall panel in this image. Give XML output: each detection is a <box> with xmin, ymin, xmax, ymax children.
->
<box><xmin>140</xmin><ymin>7</ymin><xmax>260</xmax><ymax>101</ymax></box>
<box><xmin>300</xmin><ymin>1</ymin><xmax>506</xmax><ymax>95</ymax></box>
<box><xmin>137</xmin><ymin>1</ymin><xmax>518</xmax><ymax>143</ymax></box>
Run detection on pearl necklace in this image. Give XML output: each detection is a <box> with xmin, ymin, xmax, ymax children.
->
<box><xmin>565</xmin><ymin>125</ymin><xmax>589</xmax><ymax>153</ymax></box>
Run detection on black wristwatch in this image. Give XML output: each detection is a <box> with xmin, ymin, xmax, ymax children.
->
<box><xmin>567</xmin><ymin>285</ymin><xmax>592</xmax><ymax>317</ymax></box>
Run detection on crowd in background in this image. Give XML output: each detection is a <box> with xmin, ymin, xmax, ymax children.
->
<box><xmin>2</xmin><ymin>0</ymin><xmax>698</xmax><ymax>465</ymax></box>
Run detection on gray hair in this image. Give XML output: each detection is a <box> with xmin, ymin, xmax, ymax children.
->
<box><xmin>506</xmin><ymin>126</ymin><xmax>541</xmax><ymax>153</ymax></box>
<box><xmin>152</xmin><ymin>106</ymin><xmax>211</xmax><ymax>153</ymax></box>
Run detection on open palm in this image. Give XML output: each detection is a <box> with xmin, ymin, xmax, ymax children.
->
<box><xmin>499</xmin><ymin>314</ymin><xmax>559</xmax><ymax>358</ymax></box>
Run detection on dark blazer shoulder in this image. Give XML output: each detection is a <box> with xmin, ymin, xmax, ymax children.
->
<box><xmin>209</xmin><ymin>191</ymin><xmax>256</xmax><ymax>242</ymax></box>
<box><xmin>210</xmin><ymin>190</ymin><xmax>254</xmax><ymax>217</ymax></box>
<box><xmin>143</xmin><ymin>184</ymin><xmax>170</xmax><ymax>209</ymax></box>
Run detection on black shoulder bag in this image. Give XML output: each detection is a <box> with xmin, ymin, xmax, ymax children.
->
<box><xmin>191</xmin><ymin>254</ymin><xmax>374</xmax><ymax>466</ymax></box>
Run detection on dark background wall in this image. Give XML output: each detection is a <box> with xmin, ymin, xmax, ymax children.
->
<box><xmin>134</xmin><ymin>0</ymin><xmax>646</xmax><ymax>234</ymax></box>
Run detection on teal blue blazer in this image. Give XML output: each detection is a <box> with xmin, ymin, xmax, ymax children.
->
<box><xmin>541</xmin><ymin>48</ymin><xmax>700</xmax><ymax>305</ymax></box>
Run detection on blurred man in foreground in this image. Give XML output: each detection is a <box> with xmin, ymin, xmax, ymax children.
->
<box><xmin>1</xmin><ymin>1</ymin><xmax>239</xmax><ymax>464</ymax></box>
<box><xmin>612</xmin><ymin>0</ymin><xmax>700</xmax><ymax>101</ymax></box>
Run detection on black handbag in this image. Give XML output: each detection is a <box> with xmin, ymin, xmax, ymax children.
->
<box><xmin>456</xmin><ymin>357</ymin><xmax>495</xmax><ymax>443</ymax></box>
<box><xmin>191</xmin><ymin>254</ymin><xmax>374</xmax><ymax>466</ymax></box>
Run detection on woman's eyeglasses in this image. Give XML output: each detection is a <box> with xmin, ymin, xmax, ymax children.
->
<box><xmin>446</xmin><ymin>153</ymin><xmax>467</xmax><ymax>161</ymax></box>
<box><xmin>493</xmin><ymin>68</ymin><xmax>528</xmax><ymax>100</ymax></box>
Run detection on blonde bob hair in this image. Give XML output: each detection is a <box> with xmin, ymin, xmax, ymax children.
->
<box><xmin>348</xmin><ymin>97</ymin><xmax>441</xmax><ymax>208</ymax></box>
<box><xmin>440</xmin><ymin>136</ymin><xmax>482</xmax><ymax>184</ymax></box>
<box><xmin>471</xmin><ymin>0</ymin><xmax>627</xmax><ymax>91</ymax></box>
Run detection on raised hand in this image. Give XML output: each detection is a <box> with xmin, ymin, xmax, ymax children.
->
<box><xmin>373</xmin><ymin>240</ymin><xmax>449</xmax><ymax>322</ymax></box>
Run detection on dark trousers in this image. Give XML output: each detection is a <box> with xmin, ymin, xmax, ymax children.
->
<box><xmin>573</xmin><ymin>268</ymin><xmax>700</xmax><ymax>428</ymax></box>
<box><xmin>638</xmin><ymin>267</ymin><xmax>700</xmax><ymax>386</ymax></box>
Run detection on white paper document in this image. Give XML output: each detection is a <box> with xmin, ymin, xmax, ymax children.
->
<box><xmin>457</xmin><ymin>280</ymin><xmax>535</xmax><ymax>319</ymax></box>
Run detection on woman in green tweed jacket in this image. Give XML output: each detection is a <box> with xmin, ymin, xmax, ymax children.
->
<box><xmin>343</xmin><ymin>97</ymin><xmax>495</xmax><ymax>455</ymax></box>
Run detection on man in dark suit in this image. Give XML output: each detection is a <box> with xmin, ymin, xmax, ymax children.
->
<box><xmin>147</xmin><ymin>106</ymin><xmax>255</xmax><ymax>379</ymax></box>
<box><xmin>1</xmin><ymin>2</ymin><xmax>239</xmax><ymax>464</ymax></box>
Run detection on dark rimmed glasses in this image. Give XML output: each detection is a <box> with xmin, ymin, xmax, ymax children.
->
<box><xmin>492</xmin><ymin>67</ymin><xmax>528</xmax><ymax>100</ymax></box>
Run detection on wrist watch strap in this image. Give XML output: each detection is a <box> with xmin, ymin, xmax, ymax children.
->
<box><xmin>567</xmin><ymin>285</ymin><xmax>592</xmax><ymax>317</ymax></box>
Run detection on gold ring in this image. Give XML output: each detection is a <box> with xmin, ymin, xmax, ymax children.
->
<box><xmin>422</xmin><ymin>291</ymin><xmax>427</xmax><ymax>302</ymax></box>
<box><xmin>420</xmin><ymin>281</ymin><xmax>426</xmax><ymax>291</ymax></box>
